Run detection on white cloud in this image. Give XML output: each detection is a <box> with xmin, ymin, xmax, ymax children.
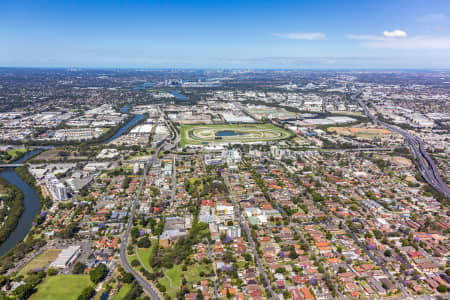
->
<box><xmin>363</xmin><ymin>36</ymin><xmax>450</xmax><ymax>49</ymax></box>
<box><xmin>383</xmin><ymin>30</ymin><xmax>408</xmax><ymax>38</ymax></box>
<box><xmin>417</xmin><ymin>13</ymin><xmax>446</xmax><ymax>23</ymax></box>
<box><xmin>273</xmin><ymin>32</ymin><xmax>326</xmax><ymax>40</ymax></box>
<box><xmin>347</xmin><ymin>30</ymin><xmax>408</xmax><ymax>41</ymax></box>
<box><xmin>347</xmin><ymin>30</ymin><xmax>450</xmax><ymax>49</ymax></box>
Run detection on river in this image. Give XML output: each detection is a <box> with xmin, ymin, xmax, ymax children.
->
<box><xmin>0</xmin><ymin>168</ymin><xmax>41</xmax><ymax>257</ymax></box>
<box><xmin>169</xmin><ymin>90</ymin><xmax>189</xmax><ymax>101</ymax></box>
<box><xmin>0</xmin><ymin>148</ymin><xmax>46</xmax><ymax>257</ymax></box>
<box><xmin>105</xmin><ymin>107</ymin><xmax>145</xmax><ymax>143</ymax></box>
<box><xmin>0</xmin><ymin>105</ymin><xmax>143</xmax><ymax>256</ymax></box>
<box><xmin>132</xmin><ymin>83</ymin><xmax>154</xmax><ymax>90</ymax></box>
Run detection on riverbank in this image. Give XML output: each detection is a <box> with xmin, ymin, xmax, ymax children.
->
<box><xmin>16</xmin><ymin>166</ymin><xmax>51</xmax><ymax>210</ymax></box>
<box><xmin>0</xmin><ymin>176</ymin><xmax>24</xmax><ymax>246</ymax></box>
<box><xmin>0</xmin><ymin>148</ymin><xmax>28</xmax><ymax>164</ymax></box>
<box><xmin>0</xmin><ymin>149</ymin><xmax>46</xmax><ymax>260</ymax></box>
<box><xmin>105</xmin><ymin>113</ymin><xmax>146</xmax><ymax>143</ymax></box>
<box><xmin>0</xmin><ymin>168</ymin><xmax>42</xmax><ymax>259</ymax></box>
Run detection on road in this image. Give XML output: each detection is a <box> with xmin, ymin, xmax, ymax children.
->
<box><xmin>119</xmin><ymin>144</ymin><xmax>165</xmax><ymax>300</ymax></box>
<box><xmin>162</xmin><ymin>108</ymin><xmax>180</xmax><ymax>151</ymax></box>
<box><xmin>223</xmin><ymin>174</ymin><xmax>278</xmax><ymax>300</ymax></box>
<box><xmin>170</xmin><ymin>155</ymin><xmax>177</xmax><ymax>205</ymax></box>
<box><xmin>343</xmin><ymin>225</ymin><xmax>410</xmax><ymax>296</ymax></box>
<box><xmin>6</xmin><ymin>245</ymin><xmax>48</xmax><ymax>275</ymax></box>
<box><xmin>205</xmin><ymin>242</ymin><xmax>219</xmax><ymax>299</ymax></box>
<box><xmin>320</xmin><ymin>147</ymin><xmax>401</xmax><ymax>153</ymax></box>
<box><xmin>352</xmin><ymin>94</ymin><xmax>450</xmax><ymax>199</ymax></box>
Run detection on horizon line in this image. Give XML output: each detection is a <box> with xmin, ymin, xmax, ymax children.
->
<box><xmin>1</xmin><ymin>66</ymin><xmax>450</xmax><ymax>72</ymax></box>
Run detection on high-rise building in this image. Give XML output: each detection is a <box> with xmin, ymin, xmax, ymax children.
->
<box><xmin>46</xmin><ymin>174</ymin><xmax>68</xmax><ymax>201</ymax></box>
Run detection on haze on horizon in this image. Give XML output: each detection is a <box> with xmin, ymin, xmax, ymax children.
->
<box><xmin>2</xmin><ymin>0</ymin><xmax>450</xmax><ymax>69</ymax></box>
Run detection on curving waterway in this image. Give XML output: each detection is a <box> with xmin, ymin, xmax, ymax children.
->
<box><xmin>0</xmin><ymin>106</ymin><xmax>144</xmax><ymax>256</ymax></box>
<box><xmin>0</xmin><ymin>150</ymin><xmax>42</xmax><ymax>257</ymax></box>
<box><xmin>105</xmin><ymin>106</ymin><xmax>145</xmax><ymax>143</ymax></box>
<box><xmin>169</xmin><ymin>90</ymin><xmax>189</xmax><ymax>101</ymax></box>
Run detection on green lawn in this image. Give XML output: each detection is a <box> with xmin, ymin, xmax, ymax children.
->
<box><xmin>159</xmin><ymin>264</ymin><xmax>212</xmax><ymax>297</ymax></box>
<box><xmin>184</xmin><ymin>264</ymin><xmax>213</xmax><ymax>283</ymax></box>
<box><xmin>111</xmin><ymin>283</ymin><xmax>131</xmax><ymax>300</ymax></box>
<box><xmin>126</xmin><ymin>150</ymin><xmax>153</xmax><ymax>160</ymax></box>
<box><xmin>158</xmin><ymin>265</ymin><xmax>182</xmax><ymax>298</ymax></box>
<box><xmin>0</xmin><ymin>148</ymin><xmax>27</xmax><ymax>163</ymax></box>
<box><xmin>136</xmin><ymin>240</ymin><xmax>156</xmax><ymax>271</ymax></box>
<box><xmin>127</xmin><ymin>253</ymin><xmax>137</xmax><ymax>266</ymax></box>
<box><xmin>8</xmin><ymin>149</ymin><xmax>27</xmax><ymax>159</ymax></box>
<box><xmin>179</xmin><ymin>123</ymin><xmax>292</xmax><ymax>146</ymax></box>
<box><xmin>188</xmin><ymin>177</ymin><xmax>204</xmax><ymax>193</ymax></box>
<box><xmin>30</xmin><ymin>275</ymin><xmax>92</xmax><ymax>300</ymax></box>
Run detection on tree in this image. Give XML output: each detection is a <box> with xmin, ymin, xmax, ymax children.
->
<box><xmin>58</xmin><ymin>222</ymin><xmax>78</xmax><ymax>239</ymax></box>
<box><xmin>123</xmin><ymin>282</ymin><xmax>143</xmax><ymax>300</ymax></box>
<box><xmin>197</xmin><ymin>289</ymin><xmax>204</xmax><ymax>300</ymax></box>
<box><xmin>0</xmin><ymin>275</ymin><xmax>7</xmax><ymax>288</ymax></box>
<box><xmin>14</xmin><ymin>283</ymin><xmax>34</xmax><ymax>300</ymax></box>
<box><xmin>131</xmin><ymin>259</ymin><xmax>140</xmax><ymax>267</ymax></box>
<box><xmin>384</xmin><ymin>249</ymin><xmax>392</xmax><ymax>257</ymax></box>
<box><xmin>137</xmin><ymin>237</ymin><xmax>151</xmax><ymax>248</ymax></box>
<box><xmin>437</xmin><ymin>285</ymin><xmax>448</xmax><ymax>293</ymax></box>
<box><xmin>131</xmin><ymin>227</ymin><xmax>140</xmax><ymax>240</ymax></box>
<box><xmin>47</xmin><ymin>268</ymin><xmax>58</xmax><ymax>276</ymax></box>
<box><xmin>121</xmin><ymin>272</ymin><xmax>134</xmax><ymax>284</ymax></box>
<box><xmin>89</xmin><ymin>263</ymin><xmax>107</xmax><ymax>284</ymax></box>
<box><xmin>289</xmin><ymin>251</ymin><xmax>299</xmax><ymax>259</ymax></box>
<box><xmin>77</xmin><ymin>286</ymin><xmax>95</xmax><ymax>300</ymax></box>
<box><xmin>73</xmin><ymin>262</ymin><xmax>87</xmax><ymax>274</ymax></box>
<box><xmin>25</xmin><ymin>270</ymin><xmax>46</xmax><ymax>286</ymax></box>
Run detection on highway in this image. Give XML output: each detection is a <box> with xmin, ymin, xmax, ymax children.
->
<box><xmin>352</xmin><ymin>95</ymin><xmax>450</xmax><ymax>199</ymax></box>
<box><xmin>119</xmin><ymin>144</ymin><xmax>165</xmax><ymax>300</ymax></box>
<box><xmin>162</xmin><ymin>108</ymin><xmax>180</xmax><ymax>151</ymax></box>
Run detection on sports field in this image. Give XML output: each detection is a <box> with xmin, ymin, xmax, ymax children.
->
<box><xmin>30</xmin><ymin>275</ymin><xmax>92</xmax><ymax>300</ymax></box>
<box><xmin>180</xmin><ymin>123</ymin><xmax>292</xmax><ymax>146</ymax></box>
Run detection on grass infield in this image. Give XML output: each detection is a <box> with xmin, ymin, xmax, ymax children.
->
<box><xmin>180</xmin><ymin>123</ymin><xmax>292</xmax><ymax>146</ymax></box>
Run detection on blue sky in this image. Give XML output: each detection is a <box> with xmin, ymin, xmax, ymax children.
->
<box><xmin>1</xmin><ymin>0</ymin><xmax>450</xmax><ymax>68</ymax></box>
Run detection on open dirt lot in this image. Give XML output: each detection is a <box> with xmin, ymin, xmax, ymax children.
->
<box><xmin>19</xmin><ymin>249</ymin><xmax>61</xmax><ymax>275</ymax></box>
<box><xmin>31</xmin><ymin>149</ymin><xmax>89</xmax><ymax>162</ymax></box>
<box><xmin>390</xmin><ymin>156</ymin><xmax>413</xmax><ymax>167</ymax></box>
<box><xmin>328</xmin><ymin>127</ymin><xmax>391</xmax><ymax>137</ymax></box>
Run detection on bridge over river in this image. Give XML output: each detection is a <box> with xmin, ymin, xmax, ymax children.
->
<box><xmin>0</xmin><ymin>164</ymin><xmax>24</xmax><ymax>168</ymax></box>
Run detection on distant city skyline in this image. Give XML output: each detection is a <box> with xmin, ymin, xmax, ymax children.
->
<box><xmin>2</xmin><ymin>0</ymin><xmax>450</xmax><ymax>68</ymax></box>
